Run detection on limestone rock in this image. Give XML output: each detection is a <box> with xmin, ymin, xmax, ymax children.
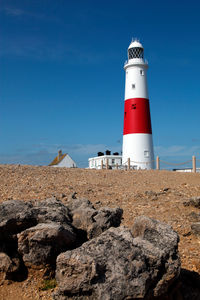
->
<box><xmin>131</xmin><ymin>215</ymin><xmax>179</xmax><ymax>253</ymax></box>
<box><xmin>72</xmin><ymin>206</ymin><xmax>97</xmax><ymax>233</ymax></box>
<box><xmin>18</xmin><ymin>223</ymin><xmax>76</xmax><ymax>267</ymax></box>
<box><xmin>0</xmin><ymin>253</ymin><xmax>12</xmax><ymax>272</ymax></box>
<box><xmin>188</xmin><ymin>212</ymin><xmax>200</xmax><ymax>222</ymax></box>
<box><xmin>66</xmin><ymin>197</ymin><xmax>94</xmax><ymax>214</ymax></box>
<box><xmin>66</xmin><ymin>197</ymin><xmax>123</xmax><ymax>240</ymax></box>
<box><xmin>0</xmin><ymin>200</ymin><xmax>37</xmax><ymax>238</ymax></box>
<box><xmin>33</xmin><ymin>197</ymin><xmax>72</xmax><ymax>224</ymax></box>
<box><xmin>87</xmin><ymin>206</ymin><xmax>123</xmax><ymax>239</ymax></box>
<box><xmin>0</xmin><ymin>252</ymin><xmax>22</xmax><ymax>280</ymax></box>
<box><xmin>191</xmin><ymin>222</ymin><xmax>200</xmax><ymax>236</ymax></box>
<box><xmin>54</xmin><ymin>219</ymin><xmax>180</xmax><ymax>300</ymax></box>
<box><xmin>131</xmin><ymin>216</ymin><xmax>180</xmax><ymax>296</ymax></box>
<box><xmin>183</xmin><ymin>197</ymin><xmax>200</xmax><ymax>208</ymax></box>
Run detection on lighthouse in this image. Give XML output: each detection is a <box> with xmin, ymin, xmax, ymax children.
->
<box><xmin>122</xmin><ymin>39</ymin><xmax>154</xmax><ymax>169</ymax></box>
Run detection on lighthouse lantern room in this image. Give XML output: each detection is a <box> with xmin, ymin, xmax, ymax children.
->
<box><xmin>122</xmin><ymin>39</ymin><xmax>154</xmax><ymax>169</ymax></box>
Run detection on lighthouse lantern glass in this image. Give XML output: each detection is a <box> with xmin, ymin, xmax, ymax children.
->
<box><xmin>128</xmin><ymin>47</ymin><xmax>144</xmax><ymax>59</ymax></box>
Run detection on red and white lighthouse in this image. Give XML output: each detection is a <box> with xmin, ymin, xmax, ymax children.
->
<box><xmin>122</xmin><ymin>39</ymin><xmax>154</xmax><ymax>169</ymax></box>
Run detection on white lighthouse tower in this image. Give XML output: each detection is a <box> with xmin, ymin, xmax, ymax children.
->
<box><xmin>122</xmin><ymin>39</ymin><xmax>154</xmax><ymax>169</ymax></box>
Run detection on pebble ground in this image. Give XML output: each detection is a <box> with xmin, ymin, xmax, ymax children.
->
<box><xmin>0</xmin><ymin>164</ymin><xmax>200</xmax><ymax>299</ymax></box>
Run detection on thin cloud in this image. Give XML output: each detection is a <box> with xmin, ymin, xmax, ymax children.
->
<box><xmin>0</xmin><ymin>143</ymin><xmax>121</xmax><ymax>166</ymax></box>
<box><xmin>1</xmin><ymin>6</ymin><xmax>56</xmax><ymax>21</ymax></box>
<box><xmin>0</xmin><ymin>151</ymin><xmax>52</xmax><ymax>166</ymax></box>
<box><xmin>3</xmin><ymin>7</ymin><xmax>25</xmax><ymax>16</ymax></box>
<box><xmin>0</xmin><ymin>35</ymin><xmax>107</xmax><ymax>63</ymax></box>
<box><xmin>1</xmin><ymin>143</ymin><xmax>198</xmax><ymax>167</ymax></box>
<box><xmin>154</xmin><ymin>145</ymin><xmax>200</xmax><ymax>157</ymax></box>
<box><xmin>31</xmin><ymin>143</ymin><xmax>121</xmax><ymax>155</ymax></box>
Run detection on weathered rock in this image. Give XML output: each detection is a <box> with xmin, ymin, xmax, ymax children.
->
<box><xmin>0</xmin><ymin>252</ymin><xmax>22</xmax><ymax>280</ymax></box>
<box><xmin>0</xmin><ymin>198</ymin><xmax>72</xmax><ymax>239</ymax></box>
<box><xmin>0</xmin><ymin>198</ymin><xmax>73</xmax><ymax>260</ymax></box>
<box><xmin>0</xmin><ymin>253</ymin><xmax>12</xmax><ymax>272</ymax></box>
<box><xmin>191</xmin><ymin>222</ymin><xmax>200</xmax><ymax>236</ymax></box>
<box><xmin>94</xmin><ymin>207</ymin><xmax>122</xmax><ymax>227</ymax></box>
<box><xmin>66</xmin><ymin>197</ymin><xmax>94</xmax><ymax>214</ymax></box>
<box><xmin>87</xmin><ymin>207</ymin><xmax>123</xmax><ymax>239</ymax></box>
<box><xmin>188</xmin><ymin>212</ymin><xmax>200</xmax><ymax>222</ymax></box>
<box><xmin>33</xmin><ymin>197</ymin><xmax>72</xmax><ymax>224</ymax></box>
<box><xmin>131</xmin><ymin>215</ymin><xmax>179</xmax><ymax>253</ymax></box>
<box><xmin>67</xmin><ymin>197</ymin><xmax>123</xmax><ymax>240</ymax></box>
<box><xmin>72</xmin><ymin>206</ymin><xmax>97</xmax><ymax>232</ymax></box>
<box><xmin>18</xmin><ymin>223</ymin><xmax>76</xmax><ymax>267</ymax></box>
<box><xmin>183</xmin><ymin>197</ymin><xmax>200</xmax><ymax>208</ymax></box>
<box><xmin>131</xmin><ymin>216</ymin><xmax>180</xmax><ymax>296</ymax></box>
<box><xmin>0</xmin><ymin>200</ymin><xmax>37</xmax><ymax>238</ymax></box>
<box><xmin>145</xmin><ymin>190</ymin><xmax>158</xmax><ymax>197</ymax></box>
<box><xmin>54</xmin><ymin>218</ymin><xmax>180</xmax><ymax>300</ymax></box>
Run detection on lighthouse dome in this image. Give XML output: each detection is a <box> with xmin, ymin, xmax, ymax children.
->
<box><xmin>128</xmin><ymin>40</ymin><xmax>143</xmax><ymax>49</ymax></box>
<box><xmin>128</xmin><ymin>39</ymin><xmax>144</xmax><ymax>59</ymax></box>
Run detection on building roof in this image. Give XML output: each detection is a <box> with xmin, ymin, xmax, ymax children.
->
<box><xmin>49</xmin><ymin>153</ymin><xmax>67</xmax><ymax>166</ymax></box>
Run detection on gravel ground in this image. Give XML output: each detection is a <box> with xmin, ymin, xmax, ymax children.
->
<box><xmin>0</xmin><ymin>164</ymin><xmax>200</xmax><ymax>299</ymax></box>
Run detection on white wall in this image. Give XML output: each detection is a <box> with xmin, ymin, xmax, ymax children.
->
<box><xmin>53</xmin><ymin>155</ymin><xmax>77</xmax><ymax>168</ymax></box>
<box><xmin>124</xmin><ymin>60</ymin><xmax>148</xmax><ymax>100</ymax></box>
<box><xmin>122</xmin><ymin>133</ymin><xmax>154</xmax><ymax>170</ymax></box>
<box><xmin>88</xmin><ymin>155</ymin><xmax>122</xmax><ymax>169</ymax></box>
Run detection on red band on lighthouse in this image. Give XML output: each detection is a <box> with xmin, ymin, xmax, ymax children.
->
<box><xmin>123</xmin><ymin>98</ymin><xmax>152</xmax><ymax>135</ymax></box>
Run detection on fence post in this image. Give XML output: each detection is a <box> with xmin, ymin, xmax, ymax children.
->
<box><xmin>156</xmin><ymin>156</ymin><xmax>160</xmax><ymax>170</ymax></box>
<box><xmin>192</xmin><ymin>156</ymin><xmax>196</xmax><ymax>173</ymax></box>
<box><xmin>101</xmin><ymin>160</ymin><xmax>103</xmax><ymax>170</ymax></box>
<box><xmin>116</xmin><ymin>163</ymin><xmax>118</xmax><ymax>170</ymax></box>
<box><xmin>106</xmin><ymin>159</ymin><xmax>109</xmax><ymax>170</ymax></box>
<box><xmin>128</xmin><ymin>158</ymin><xmax>130</xmax><ymax>170</ymax></box>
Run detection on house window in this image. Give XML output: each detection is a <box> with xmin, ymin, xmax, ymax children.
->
<box><xmin>132</xmin><ymin>84</ymin><xmax>135</xmax><ymax>89</ymax></box>
<box><xmin>112</xmin><ymin>159</ymin><xmax>115</xmax><ymax>164</ymax></box>
<box><xmin>144</xmin><ymin>150</ymin><xmax>149</xmax><ymax>158</ymax></box>
<box><xmin>140</xmin><ymin>69</ymin><xmax>144</xmax><ymax>76</ymax></box>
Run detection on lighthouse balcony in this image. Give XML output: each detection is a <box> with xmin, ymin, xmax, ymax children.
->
<box><xmin>124</xmin><ymin>58</ymin><xmax>148</xmax><ymax>68</ymax></box>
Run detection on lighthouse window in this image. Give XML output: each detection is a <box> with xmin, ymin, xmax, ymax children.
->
<box><xmin>128</xmin><ymin>47</ymin><xmax>144</xmax><ymax>59</ymax></box>
<box><xmin>140</xmin><ymin>69</ymin><xmax>144</xmax><ymax>76</ymax></box>
<box><xmin>144</xmin><ymin>151</ymin><xmax>149</xmax><ymax>158</ymax></box>
<box><xmin>132</xmin><ymin>84</ymin><xmax>135</xmax><ymax>89</ymax></box>
<box><xmin>131</xmin><ymin>104</ymin><xmax>136</xmax><ymax>109</ymax></box>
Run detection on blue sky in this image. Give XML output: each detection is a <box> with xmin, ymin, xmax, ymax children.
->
<box><xmin>1</xmin><ymin>0</ymin><xmax>200</xmax><ymax>168</ymax></box>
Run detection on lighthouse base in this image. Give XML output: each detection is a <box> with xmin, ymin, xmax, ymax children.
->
<box><xmin>122</xmin><ymin>133</ymin><xmax>154</xmax><ymax>170</ymax></box>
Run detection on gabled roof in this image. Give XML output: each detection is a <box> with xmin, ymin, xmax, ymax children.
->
<box><xmin>49</xmin><ymin>153</ymin><xmax>67</xmax><ymax>166</ymax></box>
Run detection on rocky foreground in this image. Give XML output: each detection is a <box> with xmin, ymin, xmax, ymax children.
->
<box><xmin>0</xmin><ymin>165</ymin><xmax>200</xmax><ymax>299</ymax></box>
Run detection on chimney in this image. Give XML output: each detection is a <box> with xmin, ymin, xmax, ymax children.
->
<box><xmin>58</xmin><ymin>150</ymin><xmax>62</xmax><ymax>160</ymax></box>
<box><xmin>105</xmin><ymin>150</ymin><xmax>111</xmax><ymax>155</ymax></box>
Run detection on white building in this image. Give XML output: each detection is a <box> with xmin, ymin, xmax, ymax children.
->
<box><xmin>88</xmin><ymin>152</ymin><xmax>122</xmax><ymax>169</ymax></box>
<box><xmin>49</xmin><ymin>150</ymin><xmax>77</xmax><ymax>168</ymax></box>
<box><xmin>173</xmin><ymin>168</ymin><xmax>200</xmax><ymax>173</ymax></box>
